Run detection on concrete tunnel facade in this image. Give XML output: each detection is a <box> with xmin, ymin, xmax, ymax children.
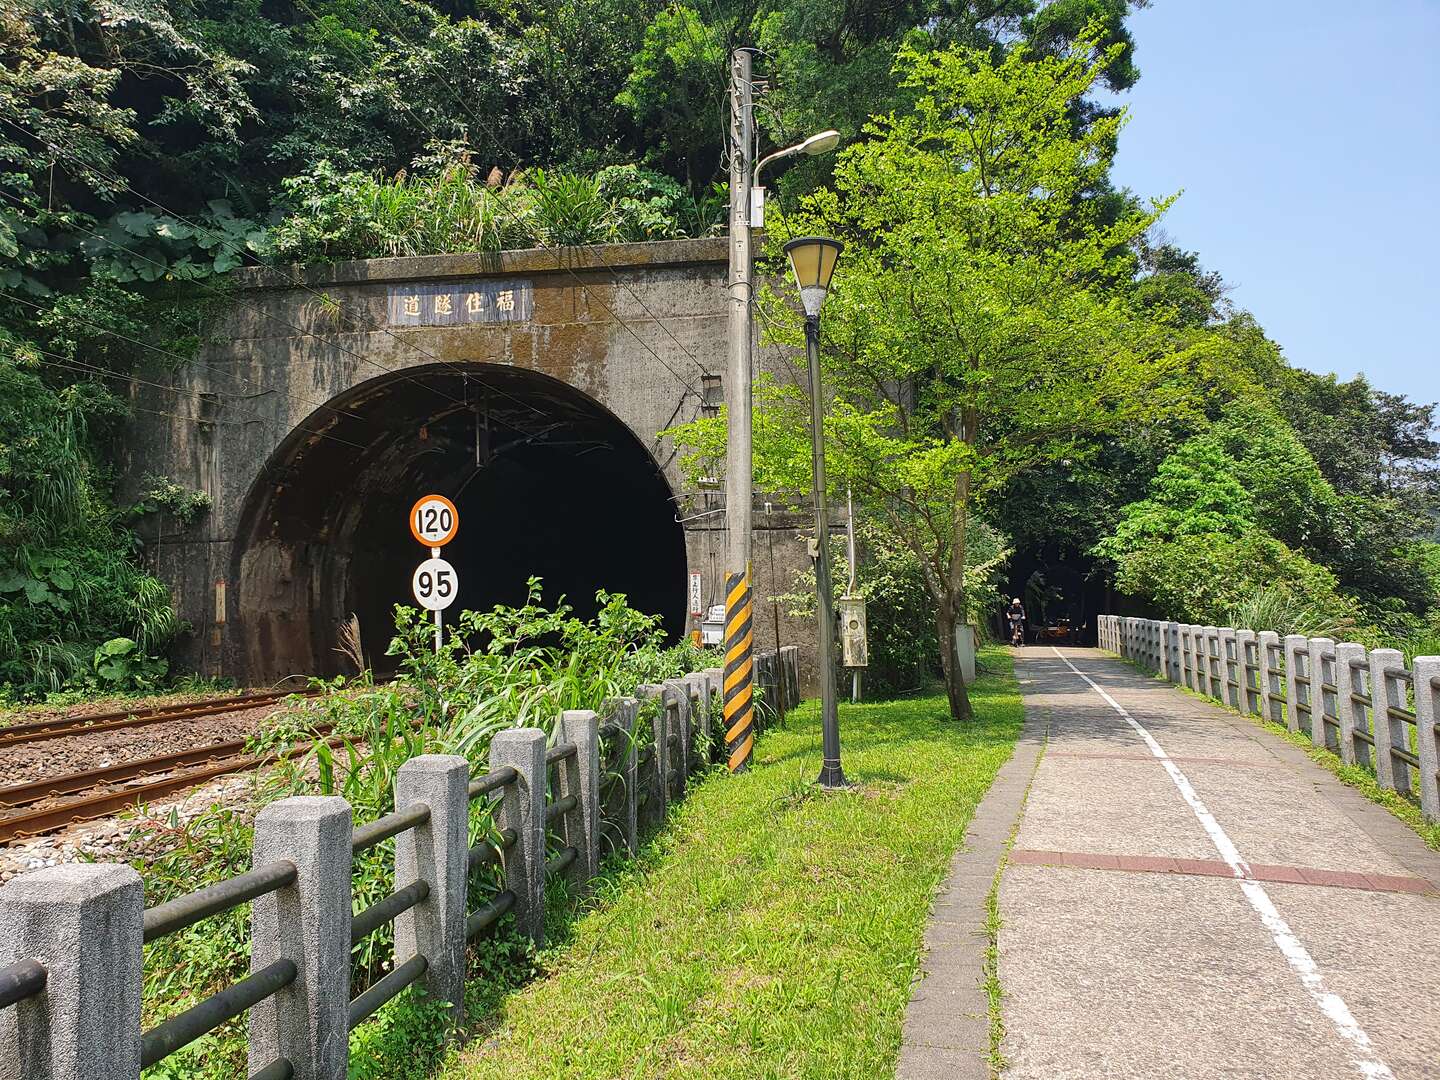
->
<box><xmin>121</xmin><ymin>238</ymin><xmax>820</xmax><ymax>685</ymax></box>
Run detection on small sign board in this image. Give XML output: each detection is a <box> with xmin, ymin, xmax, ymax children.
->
<box><xmin>689</xmin><ymin>571</ymin><xmax>704</xmax><ymax>618</ymax></box>
<box><xmin>387</xmin><ymin>279</ymin><xmax>534</xmax><ymax>327</ymax></box>
<box><xmin>409</xmin><ymin>495</ymin><xmax>459</xmax><ymax>548</ymax></box>
<box><xmin>839</xmin><ymin>595</ymin><xmax>868</xmax><ymax>668</ymax></box>
<box><xmin>412</xmin><ymin>558</ymin><xmax>458</xmax><ymax>611</ymax></box>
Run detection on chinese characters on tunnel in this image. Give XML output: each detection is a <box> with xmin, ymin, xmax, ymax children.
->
<box><xmin>386</xmin><ymin>279</ymin><xmax>534</xmax><ymax>327</ymax></box>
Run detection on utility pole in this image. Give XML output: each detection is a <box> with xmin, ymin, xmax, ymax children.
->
<box><xmin>722</xmin><ymin>47</ymin><xmax>757</xmax><ymax>773</ymax></box>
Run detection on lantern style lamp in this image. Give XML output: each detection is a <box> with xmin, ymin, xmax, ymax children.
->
<box><xmin>783</xmin><ymin>235</ymin><xmax>847</xmax><ymax>789</ymax></box>
<box><xmin>783</xmin><ymin>236</ymin><xmax>844</xmax><ymax>319</ymax></box>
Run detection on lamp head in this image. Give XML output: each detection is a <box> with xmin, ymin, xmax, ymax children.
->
<box><xmin>799</xmin><ymin>129</ymin><xmax>841</xmax><ymax>156</ymax></box>
<box><xmin>783</xmin><ymin>236</ymin><xmax>844</xmax><ymax>317</ymax></box>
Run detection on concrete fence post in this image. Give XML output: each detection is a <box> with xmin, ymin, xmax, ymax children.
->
<box><xmin>1234</xmin><ymin>630</ymin><xmax>1257</xmax><ymax>714</ymax></box>
<box><xmin>1199</xmin><ymin>627</ymin><xmax>1217</xmax><ymax>698</ymax></box>
<box><xmin>0</xmin><ymin>864</ymin><xmax>143</xmax><ymax>1080</ymax></box>
<box><xmin>488</xmin><ymin>729</ymin><xmax>547</xmax><ymax>944</ymax></box>
<box><xmin>393</xmin><ymin>755</ymin><xmax>469</xmax><ymax>1021</ymax></box>
<box><xmin>1282</xmin><ymin>635</ymin><xmax>1308</xmax><ymax>734</ymax></box>
<box><xmin>1162</xmin><ymin>622</ymin><xmax>1179</xmax><ymax>683</ymax></box>
<box><xmin>1219</xmin><ymin>628</ymin><xmax>1239</xmax><ymax>709</ymax></box>
<box><xmin>557</xmin><ymin>709</ymin><xmax>601</xmax><ymax>883</ymax></box>
<box><xmin>684</xmin><ymin>672</ymin><xmax>711</xmax><ymax>771</ymax></box>
<box><xmin>636</xmin><ymin>685</ymin><xmax>668</xmax><ymax>832</ymax></box>
<box><xmin>249</xmin><ymin>795</ymin><xmax>352</xmax><ymax>1080</ymax></box>
<box><xmin>600</xmin><ymin>697</ymin><xmax>639</xmax><ymax>855</ymax></box>
<box><xmin>1192</xmin><ymin>625</ymin><xmax>1207</xmax><ymax>694</ymax></box>
<box><xmin>1308</xmin><ymin>638</ymin><xmax>1337</xmax><ymax>751</ymax></box>
<box><xmin>1257</xmin><ymin>631</ymin><xmax>1280</xmax><ymax>723</ymax></box>
<box><xmin>1411</xmin><ymin>656</ymin><xmax>1440</xmax><ymax>822</ymax></box>
<box><xmin>1331</xmin><ymin>643</ymin><xmax>1368</xmax><ymax>768</ymax></box>
<box><xmin>707</xmin><ymin>667</ymin><xmax>726</xmax><ymax>755</ymax></box>
<box><xmin>662</xmin><ymin>680</ymin><xmax>691</xmax><ymax>800</ymax></box>
<box><xmin>1368</xmin><ymin>649</ymin><xmax>1410</xmax><ymax>795</ymax></box>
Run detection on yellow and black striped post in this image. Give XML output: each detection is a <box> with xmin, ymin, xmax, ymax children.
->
<box><xmin>723</xmin><ymin>569</ymin><xmax>755</xmax><ymax>771</ymax></box>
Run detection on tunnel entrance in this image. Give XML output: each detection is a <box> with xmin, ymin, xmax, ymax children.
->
<box><xmin>231</xmin><ymin>363</ymin><xmax>688</xmax><ymax>680</ymax></box>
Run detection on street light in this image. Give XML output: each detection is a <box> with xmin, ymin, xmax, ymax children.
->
<box><xmin>724</xmin><ymin>47</ymin><xmax>842</xmax><ymax>776</ymax></box>
<box><xmin>755</xmin><ymin>129</ymin><xmax>841</xmax><ymax>177</ymax></box>
<box><xmin>783</xmin><ymin>235</ymin><xmax>846</xmax><ymax>790</ymax></box>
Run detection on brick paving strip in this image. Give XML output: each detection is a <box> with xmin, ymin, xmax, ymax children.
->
<box><xmin>1009</xmin><ymin>848</ymin><xmax>1439</xmax><ymax>896</ymax></box>
<box><xmin>898</xmin><ymin>647</ymin><xmax>1440</xmax><ymax>1080</ymax></box>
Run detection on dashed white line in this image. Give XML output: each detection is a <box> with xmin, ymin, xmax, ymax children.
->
<box><xmin>1049</xmin><ymin>646</ymin><xmax>1395</xmax><ymax>1080</ymax></box>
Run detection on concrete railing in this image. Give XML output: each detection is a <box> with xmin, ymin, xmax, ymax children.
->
<box><xmin>0</xmin><ymin>651</ymin><xmax>800</xmax><ymax>1079</ymax></box>
<box><xmin>1098</xmin><ymin>615</ymin><xmax>1440</xmax><ymax>824</ymax></box>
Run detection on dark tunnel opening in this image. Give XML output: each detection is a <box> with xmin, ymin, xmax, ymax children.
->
<box><xmin>231</xmin><ymin>363</ymin><xmax>688</xmax><ymax>681</ymax></box>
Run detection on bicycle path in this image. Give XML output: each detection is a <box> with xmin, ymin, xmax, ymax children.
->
<box><xmin>898</xmin><ymin>647</ymin><xmax>1440</xmax><ymax>1080</ymax></box>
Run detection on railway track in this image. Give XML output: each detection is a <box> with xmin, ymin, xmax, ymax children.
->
<box><xmin>0</xmin><ymin>730</ymin><xmax>344</xmax><ymax>843</ymax></box>
<box><xmin>0</xmin><ymin>689</ymin><xmax>317</xmax><ymax>748</ymax></box>
<box><xmin>0</xmin><ymin>687</ymin><xmax>336</xmax><ymax>843</ymax></box>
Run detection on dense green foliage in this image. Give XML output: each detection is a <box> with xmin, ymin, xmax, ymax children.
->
<box><xmin>1</xmin><ymin>0</ymin><xmax>1129</xmax><ymax>695</ymax></box>
<box><xmin>670</xmin><ymin>31</ymin><xmax>1208</xmax><ymax>718</ymax></box>
<box><xmin>2</xmin><ymin>0</ymin><xmax>1434</xmax><ymax>697</ymax></box>
<box><xmin>138</xmin><ymin>589</ymin><xmax>711</xmax><ymax>1078</ymax></box>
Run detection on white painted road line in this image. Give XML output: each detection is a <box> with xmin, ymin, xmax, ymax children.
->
<box><xmin>1048</xmin><ymin>647</ymin><xmax>1396</xmax><ymax>1080</ymax></box>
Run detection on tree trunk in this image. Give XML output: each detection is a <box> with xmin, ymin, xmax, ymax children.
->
<box><xmin>936</xmin><ymin>593</ymin><xmax>973</xmax><ymax>722</ymax></box>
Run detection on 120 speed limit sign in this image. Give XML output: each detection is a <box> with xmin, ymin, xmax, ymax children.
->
<box><xmin>409</xmin><ymin>494</ymin><xmax>459</xmax><ymax>548</ymax></box>
<box><xmin>411</xmin><ymin>557</ymin><xmax>458</xmax><ymax>611</ymax></box>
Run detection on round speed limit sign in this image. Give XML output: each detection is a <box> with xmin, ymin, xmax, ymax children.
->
<box><xmin>411</xmin><ymin>558</ymin><xmax>458</xmax><ymax>611</ymax></box>
<box><xmin>409</xmin><ymin>494</ymin><xmax>459</xmax><ymax>548</ymax></box>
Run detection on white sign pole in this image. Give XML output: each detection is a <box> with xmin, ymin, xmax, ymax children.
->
<box><xmin>431</xmin><ymin>545</ymin><xmax>441</xmax><ymax>654</ymax></box>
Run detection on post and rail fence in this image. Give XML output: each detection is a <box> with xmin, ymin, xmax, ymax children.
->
<box><xmin>0</xmin><ymin>650</ymin><xmax>801</xmax><ymax>1080</ymax></box>
<box><xmin>1097</xmin><ymin>615</ymin><xmax>1440</xmax><ymax>825</ymax></box>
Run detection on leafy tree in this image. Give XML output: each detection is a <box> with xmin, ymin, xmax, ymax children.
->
<box><xmin>671</xmin><ymin>32</ymin><xmax>1196</xmax><ymax>720</ymax></box>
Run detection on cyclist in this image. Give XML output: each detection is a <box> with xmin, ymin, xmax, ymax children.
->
<box><xmin>1005</xmin><ymin>597</ymin><xmax>1027</xmax><ymax>647</ymax></box>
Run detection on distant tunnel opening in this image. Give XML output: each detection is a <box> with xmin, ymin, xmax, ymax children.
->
<box><xmin>232</xmin><ymin>363</ymin><xmax>688</xmax><ymax>681</ymax></box>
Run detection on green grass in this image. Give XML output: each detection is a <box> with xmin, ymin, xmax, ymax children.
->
<box><xmin>443</xmin><ymin>649</ymin><xmax>1023</xmax><ymax>1080</ymax></box>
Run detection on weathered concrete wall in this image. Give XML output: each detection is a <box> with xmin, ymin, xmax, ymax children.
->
<box><xmin>122</xmin><ymin>238</ymin><xmax>819</xmax><ymax>685</ymax></box>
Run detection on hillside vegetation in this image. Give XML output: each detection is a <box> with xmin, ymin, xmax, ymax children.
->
<box><xmin>2</xmin><ymin>0</ymin><xmax>1436</xmax><ymax>700</ymax></box>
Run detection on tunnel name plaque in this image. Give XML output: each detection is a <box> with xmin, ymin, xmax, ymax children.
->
<box><xmin>386</xmin><ymin>279</ymin><xmax>534</xmax><ymax>327</ymax></box>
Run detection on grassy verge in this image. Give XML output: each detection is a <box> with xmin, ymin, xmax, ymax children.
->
<box><xmin>444</xmin><ymin>648</ymin><xmax>1023</xmax><ymax>1080</ymax></box>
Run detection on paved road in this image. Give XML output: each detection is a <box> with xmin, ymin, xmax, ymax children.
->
<box><xmin>900</xmin><ymin>647</ymin><xmax>1440</xmax><ymax>1080</ymax></box>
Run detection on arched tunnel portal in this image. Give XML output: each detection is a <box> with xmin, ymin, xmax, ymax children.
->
<box><xmin>232</xmin><ymin>362</ymin><xmax>688</xmax><ymax>680</ymax></box>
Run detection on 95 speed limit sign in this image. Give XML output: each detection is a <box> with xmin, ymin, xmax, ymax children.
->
<box><xmin>411</xmin><ymin>557</ymin><xmax>458</xmax><ymax>611</ymax></box>
<box><xmin>409</xmin><ymin>494</ymin><xmax>459</xmax><ymax>548</ymax></box>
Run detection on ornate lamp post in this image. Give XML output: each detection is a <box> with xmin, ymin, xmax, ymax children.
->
<box><xmin>783</xmin><ymin>235</ymin><xmax>846</xmax><ymax>789</ymax></box>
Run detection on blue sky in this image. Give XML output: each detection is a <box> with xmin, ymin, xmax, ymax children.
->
<box><xmin>1103</xmin><ymin>1</ymin><xmax>1440</xmax><ymax>406</ymax></box>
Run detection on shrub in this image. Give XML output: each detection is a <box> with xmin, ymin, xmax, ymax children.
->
<box><xmin>1112</xmin><ymin>531</ymin><xmax>1365</xmax><ymax>633</ymax></box>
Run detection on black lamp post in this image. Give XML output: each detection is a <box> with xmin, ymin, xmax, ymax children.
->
<box><xmin>783</xmin><ymin>235</ymin><xmax>846</xmax><ymax>790</ymax></box>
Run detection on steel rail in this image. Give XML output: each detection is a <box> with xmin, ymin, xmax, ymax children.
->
<box><xmin>351</xmin><ymin>880</ymin><xmax>430</xmax><ymax>945</ymax></box>
<box><xmin>144</xmin><ymin>860</ymin><xmax>297</xmax><ymax>943</ymax></box>
<box><xmin>249</xmin><ymin>1058</ymin><xmax>294</xmax><ymax>1080</ymax></box>
<box><xmin>545</xmin><ymin>743</ymin><xmax>578</xmax><ymax>766</ymax></box>
<box><xmin>348</xmin><ymin>954</ymin><xmax>428</xmax><ymax>1030</ymax></box>
<box><xmin>0</xmin><ymin>959</ymin><xmax>46</xmax><ymax>1010</ymax></box>
<box><xmin>546</xmin><ymin>846</ymin><xmax>578</xmax><ymax>876</ymax></box>
<box><xmin>467</xmin><ymin>828</ymin><xmax>517</xmax><ymax>871</ymax></box>
<box><xmin>0</xmin><ymin>690</ymin><xmax>316</xmax><ymax>748</ymax></box>
<box><xmin>544</xmin><ymin>794</ymin><xmax>578</xmax><ymax>824</ymax></box>
<box><xmin>0</xmin><ymin>734</ymin><xmax>349</xmax><ymax>843</ymax></box>
<box><xmin>467</xmin><ymin>766</ymin><xmax>517</xmax><ymax>800</ymax></box>
<box><xmin>0</xmin><ymin>734</ymin><xmax>306</xmax><ymax>808</ymax></box>
<box><xmin>140</xmin><ymin>958</ymin><xmax>297</xmax><ymax>1068</ymax></box>
<box><xmin>352</xmin><ymin>803</ymin><xmax>431</xmax><ymax>855</ymax></box>
<box><xmin>465</xmin><ymin>890</ymin><xmax>516</xmax><ymax>939</ymax></box>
